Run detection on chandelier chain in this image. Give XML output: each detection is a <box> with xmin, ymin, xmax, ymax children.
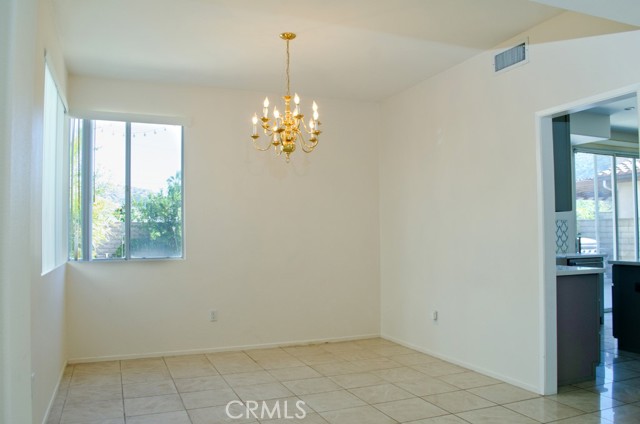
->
<box><xmin>285</xmin><ymin>39</ymin><xmax>291</xmax><ymax>96</ymax></box>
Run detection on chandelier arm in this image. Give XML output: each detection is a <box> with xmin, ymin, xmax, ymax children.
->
<box><xmin>298</xmin><ymin>129</ymin><xmax>317</xmax><ymax>149</ymax></box>
<box><xmin>300</xmin><ymin>119</ymin><xmax>318</xmax><ymax>137</ymax></box>
<box><xmin>252</xmin><ymin>140</ymin><xmax>273</xmax><ymax>151</ymax></box>
<box><xmin>306</xmin><ymin>139</ymin><xmax>319</xmax><ymax>149</ymax></box>
<box><xmin>302</xmin><ymin>143</ymin><xmax>317</xmax><ymax>153</ymax></box>
<box><xmin>300</xmin><ymin>139</ymin><xmax>316</xmax><ymax>153</ymax></box>
<box><xmin>297</xmin><ymin>131</ymin><xmax>316</xmax><ymax>153</ymax></box>
<box><xmin>297</xmin><ymin>130</ymin><xmax>309</xmax><ymax>148</ymax></box>
<box><xmin>262</xmin><ymin>123</ymin><xmax>279</xmax><ymax>140</ymax></box>
<box><xmin>300</xmin><ymin>143</ymin><xmax>314</xmax><ymax>153</ymax></box>
<box><xmin>252</xmin><ymin>134</ymin><xmax>274</xmax><ymax>151</ymax></box>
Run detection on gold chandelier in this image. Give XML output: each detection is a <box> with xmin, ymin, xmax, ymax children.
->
<box><xmin>250</xmin><ymin>32</ymin><xmax>321</xmax><ymax>162</ymax></box>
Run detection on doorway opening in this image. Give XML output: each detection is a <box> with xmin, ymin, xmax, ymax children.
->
<box><xmin>537</xmin><ymin>87</ymin><xmax>640</xmax><ymax>395</ymax></box>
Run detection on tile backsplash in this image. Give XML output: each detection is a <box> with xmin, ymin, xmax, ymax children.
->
<box><xmin>555</xmin><ymin>219</ymin><xmax>569</xmax><ymax>254</ymax></box>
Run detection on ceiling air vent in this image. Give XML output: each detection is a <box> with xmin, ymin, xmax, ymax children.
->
<box><xmin>494</xmin><ymin>40</ymin><xmax>528</xmax><ymax>73</ymax></box>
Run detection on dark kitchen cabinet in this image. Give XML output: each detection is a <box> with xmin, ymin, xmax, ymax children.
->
<box><xmin>557</xmin><ymin>273</ymin><xmax>600</xmax><ymax>385</ymax></box>
<box><xmin>612</xmin><ymin>264</ymin><xmax>640</xmax><ymax>354</ymax></box>
<box><xmin>553</xmin><ymin>115</ymin><xmax>572</xmax><ymax>212</ymax></box>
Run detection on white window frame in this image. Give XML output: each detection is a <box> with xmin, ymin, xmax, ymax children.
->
<box><xmin>72</xmin><ymin>118</ymin><xmax>185</xmax><ymax>261</ymax></box>
<box><xmin>42</xmin><ymin>61</ymin><xmax>68</xmax><ymax>274</ymax></box>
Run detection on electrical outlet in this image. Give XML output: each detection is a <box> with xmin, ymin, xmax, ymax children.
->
<box><xmin>432</xmin><ymin>310</ymin><xmax>438</xmax><ymax>321</ymax></box>
<box><xmin>209</xmin><ymin>310</ymin><xmax>218</xmax><ymax>322</ymax></box>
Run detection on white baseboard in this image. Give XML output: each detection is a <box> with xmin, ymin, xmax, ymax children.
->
<box><xmin>380</xmin><ymin>333</ymin><xmax>542</xmax><ymax>395</ymax></box>
<box><xmin>40</xmin><ymin>359</ymin><xmax>68</xmax><ymax>424</ymax></box>
<box><xmin>68</xmin><ymin>333</ymin><xmax>380</xmax><ymax>364</ymax></box>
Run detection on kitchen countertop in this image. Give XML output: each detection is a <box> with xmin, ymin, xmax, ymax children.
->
<box><xmin>608</xmin><ymin>261</ymin><xmax>640</xmax><ymax>266</ymax></box>
<box><xmin>556</xmin><ymin>265</ymin><xmax>605</xmax><ymax>276</ymax></box>
<box><xmin>556</xmin><ymin>253</ymin><xmax>606</xmax><ymax>259</ymax></box>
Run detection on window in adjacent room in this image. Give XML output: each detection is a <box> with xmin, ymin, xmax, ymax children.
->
<box><xmin>574</xmin><ymin>151</ymin><xmax>639</xmax><ymax>261</ymax></box>
<box><xmin>69</xmin><ymin>119</ymin><xmax>183</xmax><ymax>260</ymax></box>
<box><xmin>574</xmin><ymin>150</ymin><xmax>639</xmax><ymax>313</ymax></box>
<box><xmin>42</xmin><ymin>62</ymin><xmax>67</xmax><ymax>274</ymax></box>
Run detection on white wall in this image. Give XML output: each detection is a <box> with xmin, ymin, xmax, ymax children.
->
<box><xmin>32</xmin><ymin>0</ymin><xmax>69</xmax><ymax>422</ymax></box>
<box><xmin>379</xmin><ymin>12</ymin><xmax>640</xmax><ymax>393</ymax></box>
<box><xmin>31</xmin><ymin>0</ymin><xmax>69</xmax><ymax>420</ymax></box>
<box><xmin>1</xmin><ymin>0</ymin><xmax>69</xmax><ymax>423</ymax></box>
<box><xmin>0</xmin><ymin>1</ymin><xmax>37</xmax><ymax>422</ymax></box>
<box><xmin>66</xmin><ymin>77</ymin><xmax>381</xmax><ymax>361</ymax></box>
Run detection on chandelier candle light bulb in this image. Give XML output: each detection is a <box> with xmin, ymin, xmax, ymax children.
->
<box><xmin>248</xmin><ymin>32</ymin><xmax>322</xmax><ymax>162</ymax></box>
<box><xmin>252</xmin><ymin>114</ymin><xmax>258</xmax><ymax>136</ymax></box>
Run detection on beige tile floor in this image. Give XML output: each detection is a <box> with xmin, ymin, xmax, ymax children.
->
<box><xmin>46</xmin><ymin>314</ymin><xmax>640</xmax><ymax>423</ymax></box>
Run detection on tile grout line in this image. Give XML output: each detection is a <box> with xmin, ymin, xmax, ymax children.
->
<box><xmin>54</xmin><ymin>364</ymin><xmax>73</xmax><ymax>424</ymax></box>
<box><xmin>163</xmin><ymin>355</ymin><xmax>194</xmax><ymax>424</ymax></box>
<box><xmin>118</xmin><ymin>360</ymin><xmax>126</xmax><ymax>424</ymax></box>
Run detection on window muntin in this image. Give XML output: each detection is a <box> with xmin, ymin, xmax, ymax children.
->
<box><xmin>69</xmin><ymin>119</ymin><xmax>83</xmax><ymax>260</ymax></box>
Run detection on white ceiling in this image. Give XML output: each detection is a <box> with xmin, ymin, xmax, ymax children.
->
<box><xmin>588</xmin><ymin>97</ymin><xmax>638</xmax><ymax>134</ymax></box>
<box><xmin>530</xmin><ymin>0</ymin><xmax>640</xmax><ymax>27</ymax></box>
<box><xmin>52</xmin><ymin>0</ymin><xmax>568</xmax><ymax>101</ymax></box>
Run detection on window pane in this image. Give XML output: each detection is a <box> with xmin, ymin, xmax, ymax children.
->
<box><xmin>615</xmin><ymin>156</ymin><xmax>636</xmax><ymax>261</ymax></box>
<box><xmin>69</xmin><ymin>118</ymin><xmax>83</xmax><ymax>260</ymax></box>
<box><xmin>130</xmin><ymin>123</ymin><xmax>182</xmax><ymax>258</ymax></box>
<box><xmin>42</xmin><ymin>64</ymin><xmax>66</xmax><ymax>272</ymax></box>
<box><xmin>576</xmin><ymin>153</ymin><xmax>614</xmax><ymax>255</ymax></box>
<box><xmin>593</xmin><ymin>154</ymin><xmax>614</xmax><ymax>260</ymax></box>
<box><xmin>575</xmin><ymin>152</ymin><xmax>596</xmax><ymax>250</ymax></box>
<box><xmin>575</xmin><ymin>152</ymin><xmax>615</xmax><ymax>311</ymax></box>
<box><xmin>92</xmin><ymin>120</ymin><xmax>126</xmax><ymax>259</ymax></box>
<box><xmin>637</xmin><ymin>158</ymin><xmax>640</xmax><ymax>257</ymax></box>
